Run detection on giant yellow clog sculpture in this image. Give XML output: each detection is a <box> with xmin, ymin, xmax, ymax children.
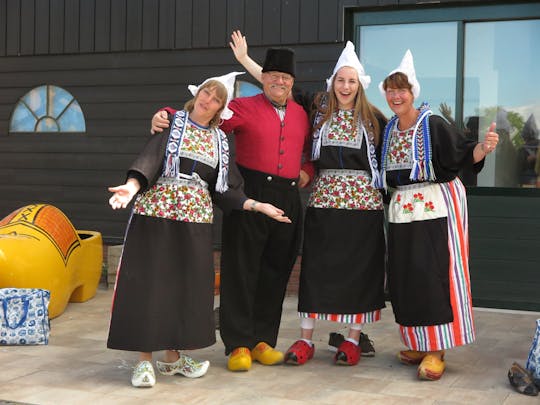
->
<box><xmin>0</xmin><ymin>204</ymin><xmax>102</xmax><ymax>318</ymax></box>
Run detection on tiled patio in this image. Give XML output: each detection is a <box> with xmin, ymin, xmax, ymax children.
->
<box><xmin>1</xmin><ymin>287</ymin><xmax>539</xmax><ymax>404</ymax></box>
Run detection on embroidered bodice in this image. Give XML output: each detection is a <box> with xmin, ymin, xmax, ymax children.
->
<box><xmin>385</xmin><ymin>125</ymin><xmax>416</xmax><ymax>170</ymax></box>
<box><xmin>322</xmin><ymin>109</ymin><xmax>362</xmax><ymax>149</ymax></box>
<box><xmin>174</xmin><ymin>121</ymin><xmax>219</xmax><ymax>170</ymax></box>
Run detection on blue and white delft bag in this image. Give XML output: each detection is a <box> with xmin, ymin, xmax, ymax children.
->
<box><xmin>0</xmin><ymin>288</ymin><xmax>51</xmax><ymax>345</ymax></box>
<box><xmin>526</xmin><ymin>319</ymin><xmax>540</xmax><ymax>381</ymax></box>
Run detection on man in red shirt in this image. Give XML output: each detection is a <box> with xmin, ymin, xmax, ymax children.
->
<box><xmin>151</xmin><ymin>47</ymin><xmax>313</xmax><ymax>372</ymax></box>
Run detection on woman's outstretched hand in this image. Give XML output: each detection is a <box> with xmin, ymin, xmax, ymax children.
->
<box><xmin>108</xmin><ymin>179</ymin><xmax>141</xmax><ymax>209</ymax></box>
<box><xmin>243</xmin><ymin>199</ymin><xmax>292</xmax><ymax>223</ymax></box>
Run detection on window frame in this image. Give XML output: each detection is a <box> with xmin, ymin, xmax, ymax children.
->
<box><xmin>351</xmin><ymin>2</ymin><xmax>540</xmax><ymax>196</ymax></box>
<box><xmin>8</xmin><ymin>84</ymin><xmax>86</xmax><ymax>135</ymax></box>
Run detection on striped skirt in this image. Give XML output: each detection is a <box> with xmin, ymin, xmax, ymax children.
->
<box><xmin>390</xmin><ymin>178</ymin><xmax>475</xmax><ymax>351</ymax></box>
<box><xmin>298</xmin><ymin>310</ymin><xmax>382</xmax><ymax>325</ymax></box>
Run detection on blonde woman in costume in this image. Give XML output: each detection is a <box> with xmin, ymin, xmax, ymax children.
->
<box><xmin>108</xmin><ymin>72</ymin><xmax>291</xmax><ymax>387</ymax></box>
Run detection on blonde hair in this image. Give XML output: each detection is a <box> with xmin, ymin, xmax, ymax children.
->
<box><xmin>184</xmin><ymin>80</ymin><xmax>228</xmax><ymax>128</ymax></box>
<box><xmin>314</xmin><ymin>74</ymin><xmax>382</xmax><ymax>145</ymax></box>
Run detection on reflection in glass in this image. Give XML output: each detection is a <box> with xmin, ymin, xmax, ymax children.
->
<box><xmin>235</xmin><ymin>81</ymin><xmax>262</xmax><ymax>98</ymax></box>
<box><xmin>49</xmin><ymin>86</ymin><xmax>75</xmax><ymax>119</ymax></box>
<box><xmin>10</xmin><ymin>104</ymin><xmax>36</xmax><ymax>132</ymax></box>
<box><xmin>22</xmin><ymin>85</ymin><xmax>47</xmax><ymax>118</ymax></box>
<box><xmin>359</xmin><ymin>22</ymin><xmax>457</xmax><ymax>120</ymax></box>
<box><xmin>58</xmin><ymin>103</ymin><xmax>85</xmax><ymax>132</ymax></box>
<box><xmin>9</xmin><ymin>85</ymin><xmax>86</xmax><ymax>133</ymax></box>
<box><xmin>464</xmin><ymin>19</ymin><xmax>540</xmax><ymax>188</ymax></box>
<box><xmin>36</xmin><ymin>117</ymin><xmax>60</xmax><ymax>132</ymax></box>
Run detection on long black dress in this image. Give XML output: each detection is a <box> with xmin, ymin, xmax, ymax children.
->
<box><xmin>298</xmin><ymin>108</ymin><xmax>387</xmax><ymax>323</ymax></box>
<box><xmin>107</xmin><ymin>112</ymin><xmax>246</xmax><ymax>352</ymax></box>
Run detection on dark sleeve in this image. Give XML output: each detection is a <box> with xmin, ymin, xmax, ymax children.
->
<box><xmin>212</xmin><ymin>160</ymin><xmax>248</xmax><ymax>214</ymax></box>
<box><xmin>375</xmin><ymin>112</ymin><xmax>388</xmax><ymax>163</ymax></box>
<box><xmin>126</xmin><ymin>171</ymin><xmax>148</xmax><ymax>191</ymax></box>
<box><xmin>292</xmin><ymin>86</ymin><xmax>316</xmax><ymax>115</ymax></box>
<box><xmin>126</xmin><ymin>130</ymin><xmax>169</xmax><ymax>192</ymax></box>
<box><xmin>430</xmin><ymin>115</ymin><xmax>484</xmax><ymax>181</ymax></box>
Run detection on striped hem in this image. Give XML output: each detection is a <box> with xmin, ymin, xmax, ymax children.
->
<box><xmin>299</xmin><ymin>310</ymin><xmax>382</xmax><ymax>324</ymax></box>
<box><xmin>399</xmin><ymin>178</ymin><xmax>475</xmax><ymax>351</ymax></box>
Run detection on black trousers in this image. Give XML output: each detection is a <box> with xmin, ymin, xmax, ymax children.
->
<box><xmin>219</xmin><ymin>167</ymin><xmax>303</xmax><ymax>354</ymax></box>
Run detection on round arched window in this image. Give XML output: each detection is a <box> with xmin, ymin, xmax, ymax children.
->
<box><xmin>9</xmin><ymin>85</ymin><xmax>86</xmax><ymax>132</ymax></box>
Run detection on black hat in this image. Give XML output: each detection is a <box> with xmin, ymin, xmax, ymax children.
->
<box><xmin>262</xmin><ymin>48</ymin><xmax>296</xmax><ymax>78</ymax></box>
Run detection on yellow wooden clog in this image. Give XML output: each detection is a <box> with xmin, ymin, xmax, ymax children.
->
<box><xmin>227</xmin><ymin>347</ymin><xmax>252</xmax><ymax>371</ymax></box>
<box><xmin>0</xmin><ymin>204</ymin><xmax>102</xmax><ymax>318</ymax></box>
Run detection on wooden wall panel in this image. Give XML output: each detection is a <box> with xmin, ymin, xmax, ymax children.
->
<box><xmin>79</xmin><ymin>0</ymin><xmax>95</xmax><ymax>52</ymax></box>
<box><xmin>20</xmin><ymin>0</ymin><xmax>35</xmax><ymax>55</ymax></box>
<box><xmin>209</xmin><ymin>0</ymin><xmax>227</xmax><ymax>47</ymax></box>
<box><xmin>126</xmin><ymin>0</ymin><xmax>143</xmax><ymax>50</ymax></box>
<box><xmin>0</xmin><ymin>0</ymin><xmax>514</xmax><ymax>56</ymax></box>
<box><xmin>6</xmin><ymin>0</ymin><xmax>20</xmax><ymax>56</ymax></box>
<box><xmin>0</xmin><ymin>0</ymin><xmax>6</xmax><ymax>56</ymax></box>
<box><xmin>262</xmin><ymin>0</ymin><xmax>280</xmax><ymax>44</ymax></box>
<box><xmin>64</xmin><ymin>0</ymin><xmax>80</xmax><ymax>53</ymax></box>
<box><xmin>468</xmin><ymin>194</ymin><xmax>540</xmax><ymax>310</ymax></box>
<box><xmin>95</xmin><ymin>0</ymin><xmax>111</xmax><ymax>52</ymax></box>
<box><xmin>281</xmin><ymin>0</ymin><xmax>300</xmax><ymax>44</ymax></box>
<box><xmin>228</xmin><ymin>0</ymin><xmax>247</xmax><ymax>41</ymax></box>
<box><xmin>111</xmin><ymin>0</ymin><xmax>127</xmax><ymax>52</ymax></box>
<box><xmin>158</xmin><ymin>0</ymin><xmax>176</xmax><ymax>49</ymax></box>
<box><xmin>50</xmin><ymin>0</ymin><xmax>65</xmax><ymax>54</ymax></box>
<box><xmin>142</xmin><ymin>0</ymin><xmax>159</xmax><ymax>49</ymax></box>
<box><xmin>174</xmin><ymin>0</ymin><xmax>192</xmax><ymax>48</ymax></box>
<box><xmin>318</xmin><ymin>0</ymin><xmax>339</xmax><ymax>42</ymax></box>
<box><xmin>192</xmin><ymin>0</ymin><xmax>210</xmax><ymax>47</ymax></box>
<box><xmin>299</xmin><ymin>0</ymin><xmax>318</xmax><ymax>43</ymax></box>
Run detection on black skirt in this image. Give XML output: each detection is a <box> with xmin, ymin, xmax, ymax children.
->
<box><xmin>298</xmin><ymin>207</ymin><xmax>386</xmax><ymax>315</ymax></box>
<box><xmin>107</xmin><ymin>214</ymin><xmax>216</xmax><ymax>352</ymax></box>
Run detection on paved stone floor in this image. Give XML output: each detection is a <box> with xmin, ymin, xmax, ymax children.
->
<box><xmin>1</xmin><ymin>287</ymin><xmax>539</xmax><ymax>404</ymax></box>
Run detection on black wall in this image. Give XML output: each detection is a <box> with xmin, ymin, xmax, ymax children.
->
<box><xmin>0</xmin><ymin>0</ymin><xmax>532</xmax><ymax>243</ymax></box>
<box><xmin>0</xmin><ymin>0</ymin><xmax>359</xmax><ymax>242</ymax></box>
<box><xmin>1</xmin><ymin>0</ymin><xmax>539</xmax><ymax>310</ymax></box>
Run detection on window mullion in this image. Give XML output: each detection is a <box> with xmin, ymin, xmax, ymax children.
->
<box><xmin>455</xmin><ymin>20</ymin><xmax>465</xmax><ymax>131</ymax></box>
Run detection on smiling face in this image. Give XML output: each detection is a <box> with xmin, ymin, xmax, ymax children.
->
<box><xmin>382</xmin><ymin>72</ymin><xmax>415</xmax><ymax>118</ymax></box>
<box><xmin>261</xmin><ymin>71</ymin><xmax>294</xmax><ymax>105</ymax></box>
<box><xmin>332</xmin><ymin>66</ymin><xmax>360</xmax><ymax>110</ymax></box>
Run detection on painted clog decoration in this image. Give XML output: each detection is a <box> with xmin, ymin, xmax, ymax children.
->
<box><xmin>0</xmin><ymin>204</ymin><xmax>102</xmax><ymax>318</ymax></box>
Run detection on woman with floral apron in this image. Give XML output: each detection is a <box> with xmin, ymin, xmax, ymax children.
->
<box><xmin>107</xmin><ymin>72</ymin><xmax>291</xmax><ymax>387</ymax></box>
<box><xmin>379</xmin><ymin>50</ymin><xmax>499</xmax><ymax>380</ymax></box>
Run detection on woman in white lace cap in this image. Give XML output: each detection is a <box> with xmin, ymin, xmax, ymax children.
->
<box><xmin>379</xmin><ymin>50</ymin><xmax>498</xmax><ymax>381</ymax></box>
<box><xmin>107</xmin><ymin>72</ymin><xmax>291</xmax><ymax>388</ymax></box>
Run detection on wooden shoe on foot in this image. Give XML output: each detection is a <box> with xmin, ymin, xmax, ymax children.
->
<box><xmin>284</xmin><ymin>340</ymin><xmax>314</xmax><ymax>365</ymax></box>
<box><xmin>251</xmin><ymin>342</ymin><xmax>284</xmax><ymax>365</ymax></box>
<box><xmin>334</xmin><ymin>340</ymin><xmax>361</xmax><ymax>366</ymax></box>
<box><xmin>399</xmin><ymin>350</ymin><xmax>445</xmax><ymax>365</ymax></box>
<box><xmin>417</xmin><ymin>354</ymin><xmax>445</xmax><ymax>381</ymax></box>
<box><xmin>227</xmin><ymin>347</ymin><xmax>251</xmax><ymax>371</ymax></box>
